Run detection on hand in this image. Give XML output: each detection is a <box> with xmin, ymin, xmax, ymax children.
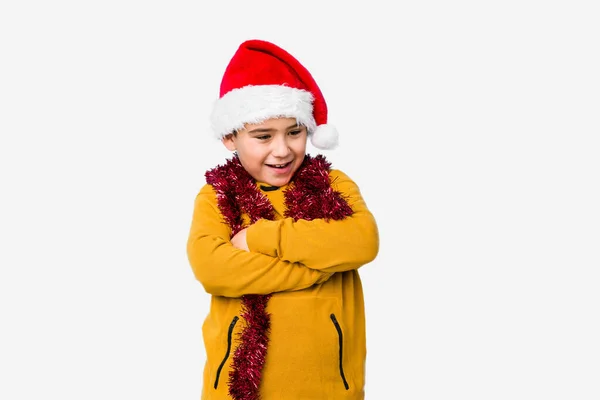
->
<box><xmin>230</xmin><ymin>228</ymin><xmax>249</xmax><ymax>251</ymax></box>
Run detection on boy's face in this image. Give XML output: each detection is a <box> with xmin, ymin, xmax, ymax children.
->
<box><xmin>222</xmin><ymin>117</ymin><xmax>308</xmax><ymax>187</ymax></box>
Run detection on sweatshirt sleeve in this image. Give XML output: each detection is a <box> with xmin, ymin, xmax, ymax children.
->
<box><xmin>186</xmin><ymin>184</ymin><xmax>332</xmax><ymax>298</ymax></box>
<box><xmin>246</xmin><ymin>169</ymin><xmax>379</xmax><ymax>273</ymax></box>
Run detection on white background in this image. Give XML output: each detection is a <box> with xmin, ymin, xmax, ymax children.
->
<box><xmin>1</xmin><ymin>1</ymin><xmax>599</xmax><ymax>399</ymax></box>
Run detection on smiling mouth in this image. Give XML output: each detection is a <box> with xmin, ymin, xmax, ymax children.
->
<box><xmin>267</xmin><ymin>162</ymin><xmax>292</xmax><ymax>169</ymax></box>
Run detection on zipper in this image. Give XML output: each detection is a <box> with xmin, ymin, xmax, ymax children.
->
<box><xmin>330</xmin><ymin>313</ymin><xmax>350</xmax><ymax>390</ymax></box>
<box><xmin>214</xmin><ymin>316</ymin><xmax>239</xmax><ymax>389</ymax></box>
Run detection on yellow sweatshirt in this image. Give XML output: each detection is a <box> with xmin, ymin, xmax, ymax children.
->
<box><xmin>187</xmin><ymin>168</ymin><xmax>379</xmax><ymax>399</ymax></box>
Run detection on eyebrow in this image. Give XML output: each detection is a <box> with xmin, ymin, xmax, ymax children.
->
<box><xmin>247</xmin><ymin>123</ymin><xmax>302</xmax><ymax>134</ymax></box>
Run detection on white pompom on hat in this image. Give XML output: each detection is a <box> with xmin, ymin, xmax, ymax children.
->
<box><xmin>210</xmin><ymin>39</ymin><xmax>339</xmax><ymax>150</ymax></box>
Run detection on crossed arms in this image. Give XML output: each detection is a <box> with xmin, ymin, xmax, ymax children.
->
<box><xmin>186</xmin><ymin>170</ymin><xmax>379</xmax><ymax>297</ymax></box>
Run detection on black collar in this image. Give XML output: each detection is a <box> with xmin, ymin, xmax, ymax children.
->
<box><xmin>260</xmin><ymin>185</ymin><xmax>280</xmax><ymax>192</ymax></box>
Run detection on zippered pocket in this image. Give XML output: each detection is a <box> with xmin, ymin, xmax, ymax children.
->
<box><xmin>330</xmin><ymin>313</ymin><xmax>349</xmax><ymax>390</ymax></box>
<box><xmin>214</xmin><ymin>316</ymin><xmax>239</xmax><ymax>389</ymax></box>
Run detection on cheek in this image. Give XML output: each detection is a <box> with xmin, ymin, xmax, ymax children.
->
<box><xmin>291</xmin><ymin>138</ymin><xmax>307</xmax><ymax>153</ymax></box>
<box><xmin>237</xmin><ymin>145</ymin><xmax>267</xmax><ymax>164</ymax></box>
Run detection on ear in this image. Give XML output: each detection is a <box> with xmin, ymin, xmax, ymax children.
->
<box><xmin>221</xmin><ymin>134</ymin><xmax>236</xmax><ymax>151</ymax></box>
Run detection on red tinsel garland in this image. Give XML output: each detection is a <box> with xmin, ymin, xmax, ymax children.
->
<box><xmin>205</xmin><ymin>154</ymin><xmax>353</xmax><ymax>400</ymax></box>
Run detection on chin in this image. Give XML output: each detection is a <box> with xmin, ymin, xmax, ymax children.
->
<box><xmin>270</xmin><ymin>177</ymin><xmax>291</xmax><ymax>187</ymax></box>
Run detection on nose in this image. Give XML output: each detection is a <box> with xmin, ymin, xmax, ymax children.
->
<box><xmin>271</xmin><ymin>135</ymin><xmax>291</xmax><ymax>158</ymax></box>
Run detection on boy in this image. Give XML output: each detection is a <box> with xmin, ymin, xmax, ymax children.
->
<box><xmin>186</xmin><ymin>39</ymin><xmax>379</xmax><ymax>400</ymax></box>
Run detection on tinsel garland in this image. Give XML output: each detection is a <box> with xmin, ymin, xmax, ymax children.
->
<box><xmin>205</xmin><ymin>154</ymin><xmax>353</xmax><ymax>400</ymax></box>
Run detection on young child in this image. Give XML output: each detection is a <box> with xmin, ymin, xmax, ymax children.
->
<box><xmin>187</xmin><ymin>39</ymin><xmax>379</xmax><ymax>400</ymax></box>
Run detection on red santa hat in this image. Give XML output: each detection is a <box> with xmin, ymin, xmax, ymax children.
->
<box><xmin>210</xmin><ymin>39</ymin><xmax>339</xmax><ymax>150</ymax></box>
